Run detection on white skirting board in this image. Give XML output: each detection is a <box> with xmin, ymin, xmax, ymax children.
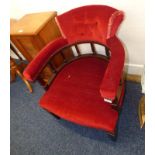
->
<box><xmin>124</xmin><ymin>63</ymin><xmax>145</xmax><ymax>93</ymax></box>
<box><xmin>124</xmin><ymin>63</ymin><xmax>144</xmax><ymax>75</ymax></box>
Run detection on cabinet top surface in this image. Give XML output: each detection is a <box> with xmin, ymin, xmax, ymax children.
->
<box><xmin>10</xmin><ymin>11</ymin><xmax>57</xmax><ymax>36</ymax></box>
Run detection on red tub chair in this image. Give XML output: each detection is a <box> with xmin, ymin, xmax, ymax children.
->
<box><xmin>23</xmin><ymin>5</ymin><xmax>125</xmax><ymax>139</ymax></box>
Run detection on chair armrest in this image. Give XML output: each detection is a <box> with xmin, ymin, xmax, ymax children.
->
<box><xmin>100</xmin><ymin>36</ymin><xmax>125</xmax><ymax>101</ymax></box>
<box><xmin>23</xmin><ymin>37</ymin><xmax>68</xmax><ymax>82</ymax></box>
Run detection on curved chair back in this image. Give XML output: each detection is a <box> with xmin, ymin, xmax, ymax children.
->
<box><xmin>56</xmin><ymin>5</ymin><xmax>124</xmax><ymax>44</ymax></box>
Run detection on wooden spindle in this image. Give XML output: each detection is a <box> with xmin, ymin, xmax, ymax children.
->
<box><xmin>48</xmin><ymin>62</ymin><xmax>57</xmax><ymax>74</ymax></box>
<box><xmin>75</xmin><ymin>44</ymin><xmax>81</xmax><ymax>56</ymax></box>
<box><xmin>105</xmin><ymin>46</ymin><xmax>110</xmax><ymax>58</ymax></box>
<box><xmin>90</xmin><ymin>43</ymin><xmax>97</xmax><ymax>54</ymax></box>
<box><xmin>60</xmin><ymin>51</ymin><xmax>67</xmax><ymax>63</ymax></box>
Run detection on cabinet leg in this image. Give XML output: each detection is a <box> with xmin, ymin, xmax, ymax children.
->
<box><xmin>10</xmin><ymin>69</ymin><xmax>16</xmax><ymax>82</ymax></box>
<box><xmin>16</xmin><ymin>70</ymin><xmax>33</xmax><ymax>93</ymax></box>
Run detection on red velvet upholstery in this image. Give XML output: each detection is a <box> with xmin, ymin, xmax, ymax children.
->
<box><xmin>40</xmin><ymin>57</ymin><xmax>120</xmax><ymax>134</ymax></box>
<box><xmin>23</xmin><ymin>5</ymin><xmax>125</xmax><ymax>135</ymax></box>
<box><xmin>100</xmin><ymin>36</ymin><xmax>125</xmax><ymax>100</ymax></box>
<box><xmin>56</xmin><ymin>5</ymin><xmax>124</xmax><ymax>44</ymax></box>
<box><xmin>23</xmin><ymin>37</ymin><xmax>68</xmax><ymax>81</ymax></box>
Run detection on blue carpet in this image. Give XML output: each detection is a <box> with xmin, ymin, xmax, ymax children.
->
<box><xmin>10</xmin><ymin>78</ymin><xmax>145</xmax><ymax>155</ymax></box>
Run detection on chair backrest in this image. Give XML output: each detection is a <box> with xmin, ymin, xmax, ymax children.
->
<box><xmin>56</xmin><ymin>5</ymin><xmax>124</xmax><ymax>44</ymax></box>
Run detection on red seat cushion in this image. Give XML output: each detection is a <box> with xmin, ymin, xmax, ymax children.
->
<box><xmin>40</xmin><ymin>57</ymin><xmax>119</xmax><ymax>134</ymax></box>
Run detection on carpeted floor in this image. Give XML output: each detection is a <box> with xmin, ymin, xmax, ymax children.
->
<box><xmin>10</xmin><ymin>78</ymin><xmax>145</xmax><ymax>155</ymax></box>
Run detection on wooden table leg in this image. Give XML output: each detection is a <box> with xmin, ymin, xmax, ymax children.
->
<box><xmin>138</xmin><ymin>95</ymin><xmax>145</xmax><ymax>128</ymax></box>
<box><xmin>10</xmin><ymin>57</ymin><xmax>33</xmax><ymax>93</ymax></box>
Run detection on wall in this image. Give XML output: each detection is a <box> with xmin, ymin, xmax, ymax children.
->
<box><xmin>10</xmin><ymin>0</ymin><xmax>145</xmax><ymax>75</ymax></box>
